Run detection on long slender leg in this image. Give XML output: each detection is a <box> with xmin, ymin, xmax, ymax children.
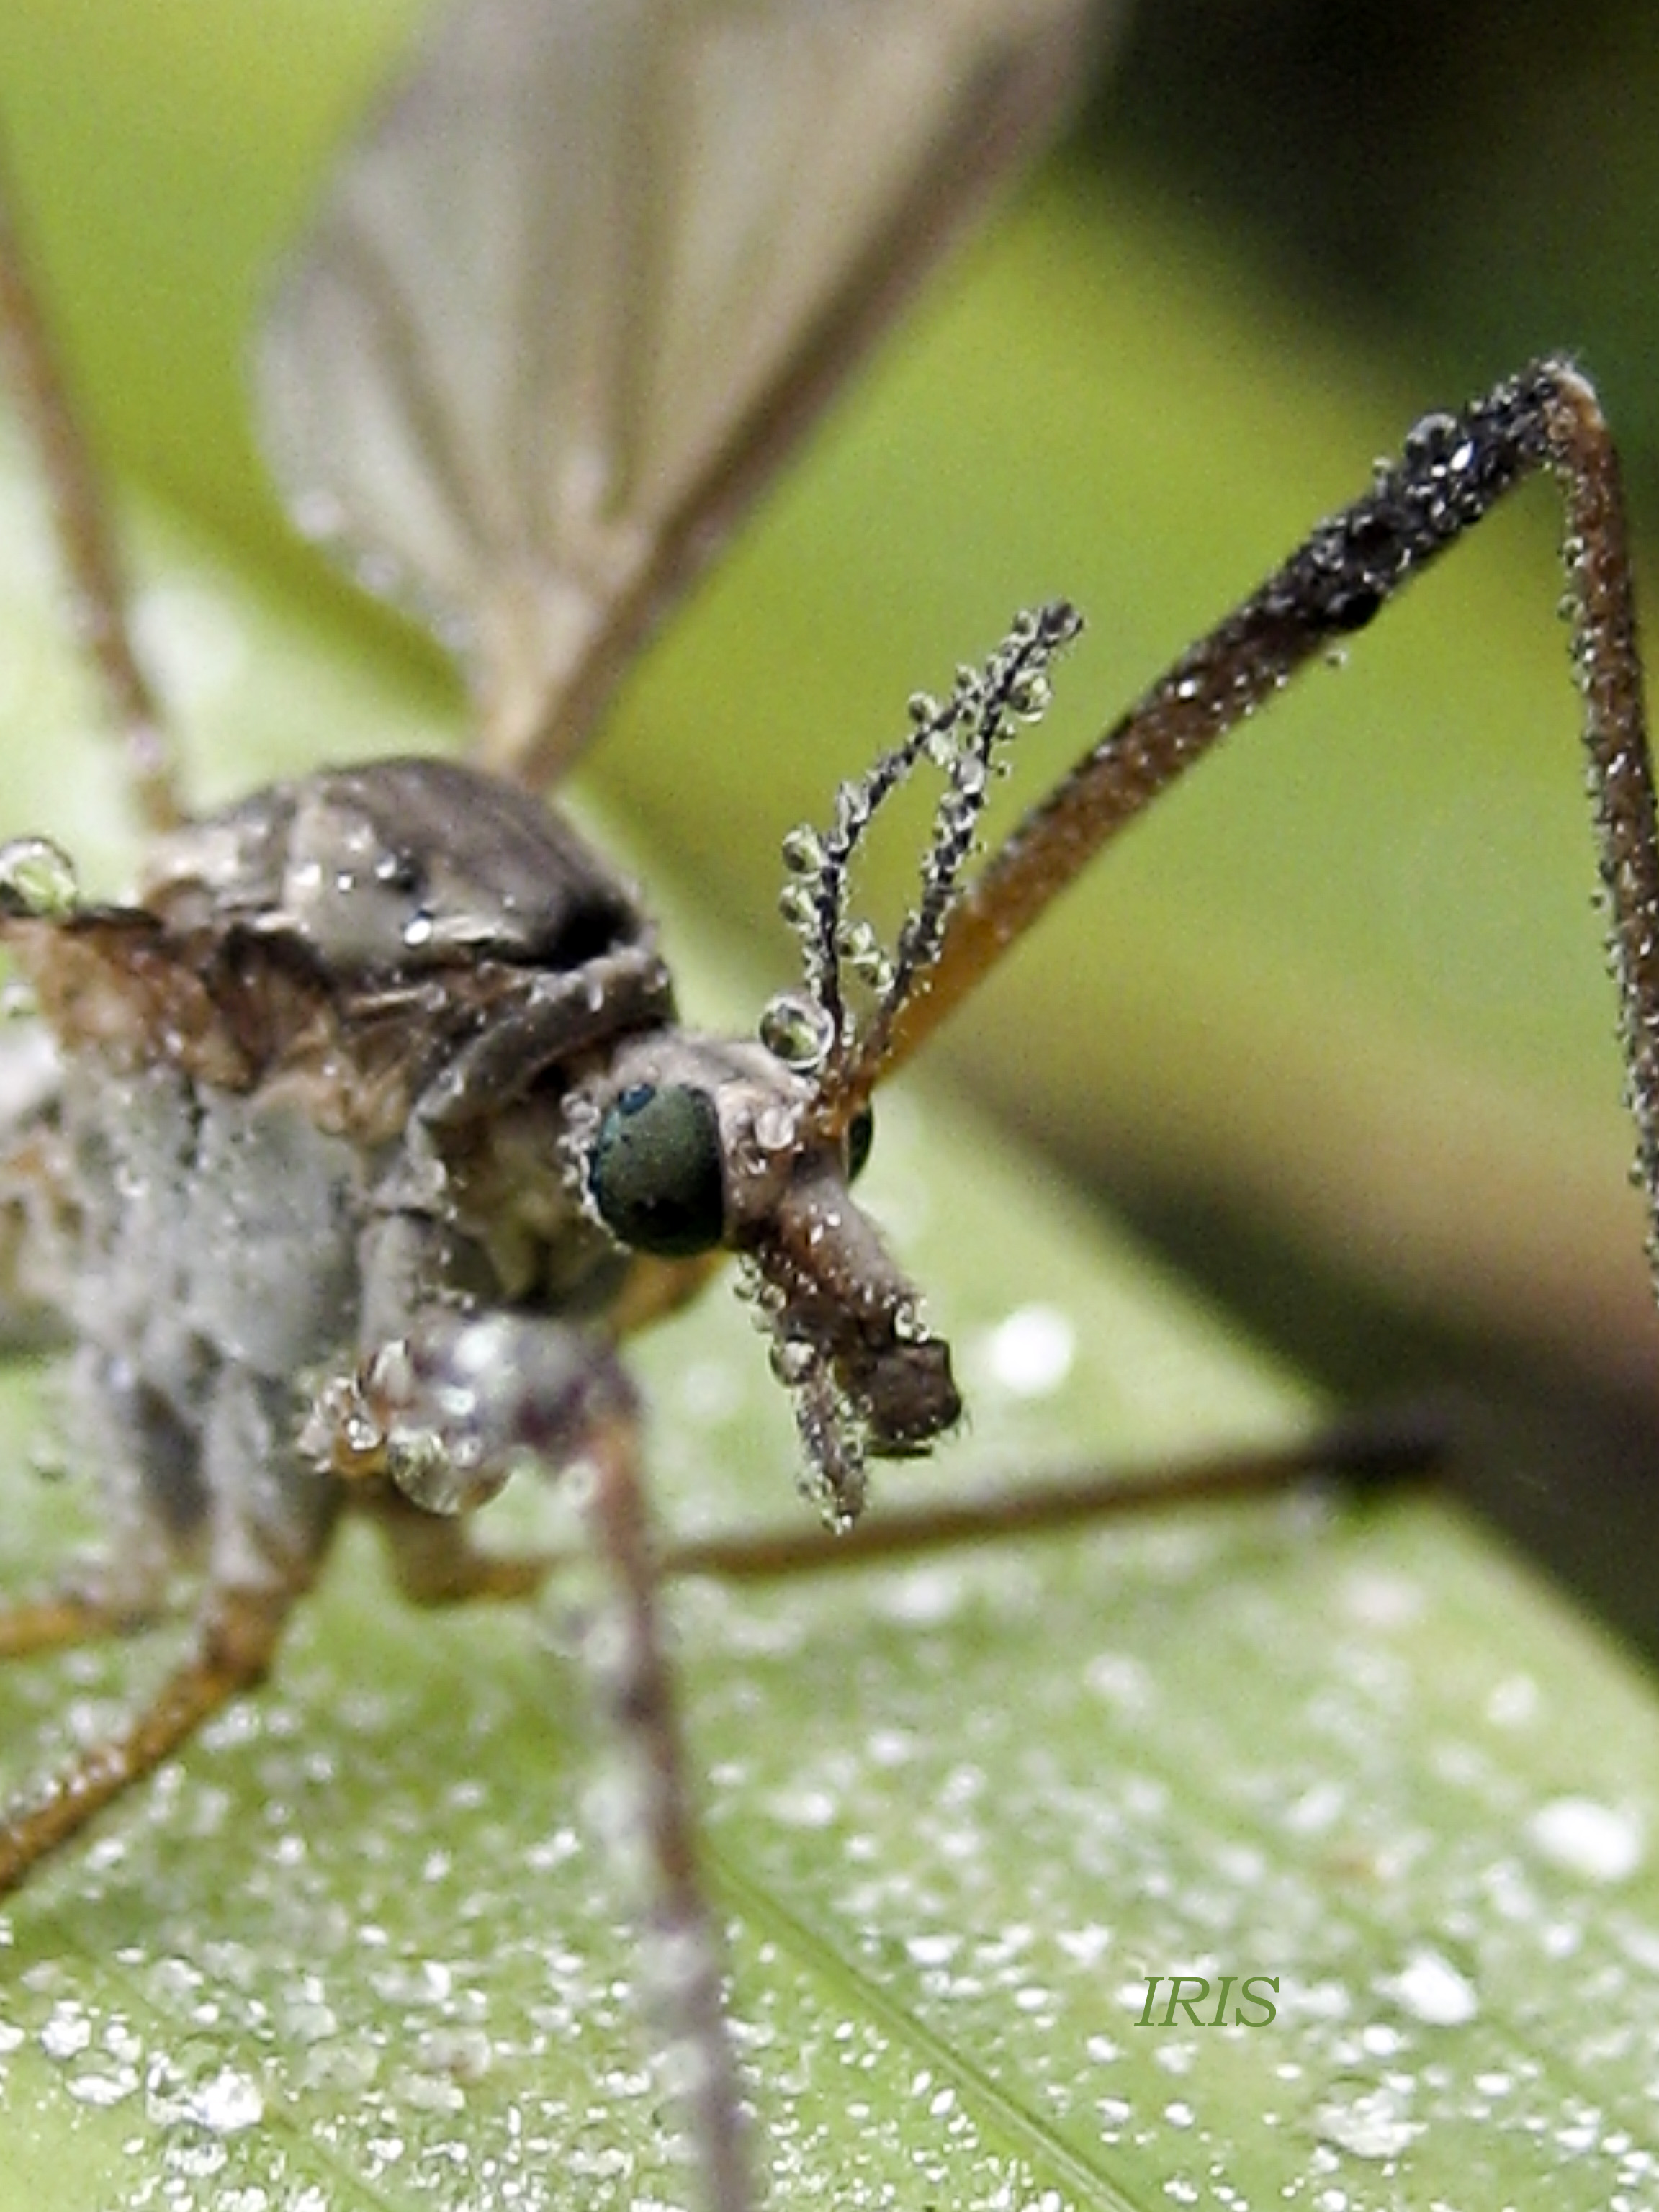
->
<box><xmin>372</xmin><ymin>1404</ymin><xmax>1441</xmax><ymax>1608</ymax></box>
<box><xmin>376</xmin><ymin>1497</ymin><xmax>554</xmax><ymax>1606</ymax></box>
<box><xmin>581</xmin><ymin>1404</ymin><xmax>753</xmax><ymax>2212</ymax></box>
<box><xmin>855</xmin><ymin>367</ymin><xmax>1659</xmax><ymax>1287</ymax></box>
<box><xmin>0</xmin><ymin>133</ymin><xmax>183</xmax><ymax>831</ymax></box>
<box><xmin>377</xmin><ymin>1475</ymin><xmax>752</xmax><ymax>2207</ymax></box>
<box><xmin>0</xmin><ymin>1576</ymin><xmax>299</xmax><ymax>1894</ymax></box>
<box><xmin>372</xmin><ymin>1311</ymin><xmax>755</xmax><ymax>2212</ymax></box>
<box><xmin>0</xmin><ymin>1585</ymin><xmax>175</xmax><ymax>1661</ymax></box>
<box><xmin>658</xmin><ymin>1403</ymin><xmax>1442</xmax><ymax>1584</ymax></box>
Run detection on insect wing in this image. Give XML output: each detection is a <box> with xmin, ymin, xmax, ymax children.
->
<box><xmin>258</xmin><ymin>0</ymin><xmax>1107</xmax><ymax>790</ymax></box>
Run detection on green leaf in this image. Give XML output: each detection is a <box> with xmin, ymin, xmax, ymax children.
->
<box><xmin>1</xmin><ymin>8</ymin><xmax>1658</xmax><ymax>2211</ymax></box>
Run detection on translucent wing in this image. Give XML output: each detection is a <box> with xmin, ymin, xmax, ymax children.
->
<box><xmin>258</xmin><ymin>0</ymin><xmax>1107</xmax><ymax>788</ymax></box>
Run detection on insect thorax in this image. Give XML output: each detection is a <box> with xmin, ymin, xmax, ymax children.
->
<box><xmin>0</xmin><ymin>757</ymin><xmax>678</xmax><ymax>1527</ymax></box>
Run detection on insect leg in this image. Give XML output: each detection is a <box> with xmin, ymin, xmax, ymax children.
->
<box><xmin>655</xmin><ymin>1406</ymin><xmax>1443</xmax><ymax>1584</ymax></box>
<box><xmin>0</xmin><ymin>1586</ymin><xmax>177</xmax><ymax>1662</ymax></box>
<box><xmin>374</xmin><ymin>1497</ymin><xmax>554</xmax><ymax>1608</ymax></box>
<box><xmin>857</xmin><ymin>366</ymin><xmax>1659</xmax><ymax>1282</ymax></box>
<box><xmin>381</xmin><ymin>1313</ymin><xmax>753</xmax><ymax>2212</ymax></box>
<box><xmin>0</xmin><ymin>132</ymin><xmax>183</xmax><ymax>831</ymax></box>
<box><xmin>0</xmin><ymin>1575</ymin><xmax>299</xmax><ymax>1894</ymax></box>
<box><xmin>581</xmin><ymin>1404</ymin><xmax>753</xmax><ymax>2212</ymax></box>
<box><xmin>369</xmin><ymin>1406</ymin><xmax>1439</xmax><ymax>1606</ymax></box>
<box><xmin>0</xmin><ymin>1351</ymin><xmax>340</xmax><ymax>1887</ymax></box>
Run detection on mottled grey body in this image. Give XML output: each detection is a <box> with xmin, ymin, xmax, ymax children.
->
<box><xmin>0</xmin><ymin>756</ymin><xmax>681</xmax><ymax>1609</ymax></box>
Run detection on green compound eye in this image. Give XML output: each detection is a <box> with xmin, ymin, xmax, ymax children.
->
<box><xmin>590</xmin><ymin>1083</ymin><xmax>726</xmax><ymax>1256</ymax></box>
<box><xmin>846</xmin><ymin>1103</ymin><xmax>874</xmax><ymax>1184</ymax></box>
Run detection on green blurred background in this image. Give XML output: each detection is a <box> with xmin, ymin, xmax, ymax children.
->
<box><xmin>0</xmin><ymin>0</ymin><xmax>1657</xmax><ymax>1644</ymax></box>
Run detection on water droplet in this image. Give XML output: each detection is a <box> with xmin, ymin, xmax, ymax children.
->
<box><xmin>891</xmin><ymin>1298</ymin><xmax>928</xmax><ymax>1344</ymax></box>
<box><xmin>769</xmin><ymin>1338</ymin><xmax>814</xmax><ymax>1386</ymax></box>
<box><xmin>1484</xmin><ymin>1672</ymin><xmax>1538</xmax><ymax>1728</ymax></box>
<box><xmin>0</xmin><ymin>835</ymin><xmax>78</xmax><ymax>919</ymax></box>
<box><xmin>39</xmin><ymin>2002</ymin><xmax>92</xmax><ymax>2060</ymax></box>
<box><xmin>292</xmin><ymin>486</ymin><xmax>347</xmax><ymax>540</ymax></box>
<box><xmin>981</xmin><ymin>1304</ymin><xmax>1075</xmax><ymax>1396</ymax></box>
<box><xmin>759</xmin><ymin>992</ymin><xmax>833</xmax><ymax>1072</ymax></box>
<box><xmin>1385</xmin><ymin>1946</ymin><xmax>1478</xmax><ymax>2026</ymax></box>
<box><xmin>752</xmin><ymin>1101</ymin><xmax>800</xmax><ymax>1154</ymax></box>
<box><xmin>837</xmin><ymin>919</ymin><xmax>892</xmax><ymax>989</ymax></box>
<box><xmin>777</xmin><ymin>881</ymin><xmax>817</xmax><ymax>931</ymax></box>
<box><xmin>1005</xmin><ymin>670</ymin><xmax>1052</xmax><ymax>721</ymax></box>
<box><xmin>1283</xmin><ymin>1779</ymin><xmax>1346</xmax><ymax>1835</ymax></box>
<box><xmin>385</xmin><ymin>1427</ymin><xmax>492</xmax><ymax>1516</ymax></box>
<box><xmin>832</xmin><ymin>779</ymin><xmax>869</xmax><ymax>835</ymax></box>
<box><xmin>1527</xmin><ymin>1795</ymin><xmax>1644</xmax><ymax>1883</ymax></box>
<box><xmin>780</xmin><ymin>824</ymin><xmax>824</xmax><ymax>876</ymax></box>
<box><xmin>145</xmin><ymin>2048</ymin><xmax>264</xmax><ymax>2134</ymax></box>
<box><xmin>197</xmin><ymin>2067</ymin><xmax>266</xmax><ymax>2134</ymax></box>
<box><xmin>1316</xmin><ymin>2077</ymin><xmax>1420</xmax><ymax>2160</ymax></box>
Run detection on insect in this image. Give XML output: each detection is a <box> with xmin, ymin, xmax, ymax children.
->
<box><xmin>0</xmin><ymin>3</ymin><xmax>1655</xmax><ymax>2209</ymax></box>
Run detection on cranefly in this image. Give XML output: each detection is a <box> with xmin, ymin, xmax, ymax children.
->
<box><xmin>0</xmin><ymin>6</ymin><xmax>1654</xmax><ymax>2211</ymax></box>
